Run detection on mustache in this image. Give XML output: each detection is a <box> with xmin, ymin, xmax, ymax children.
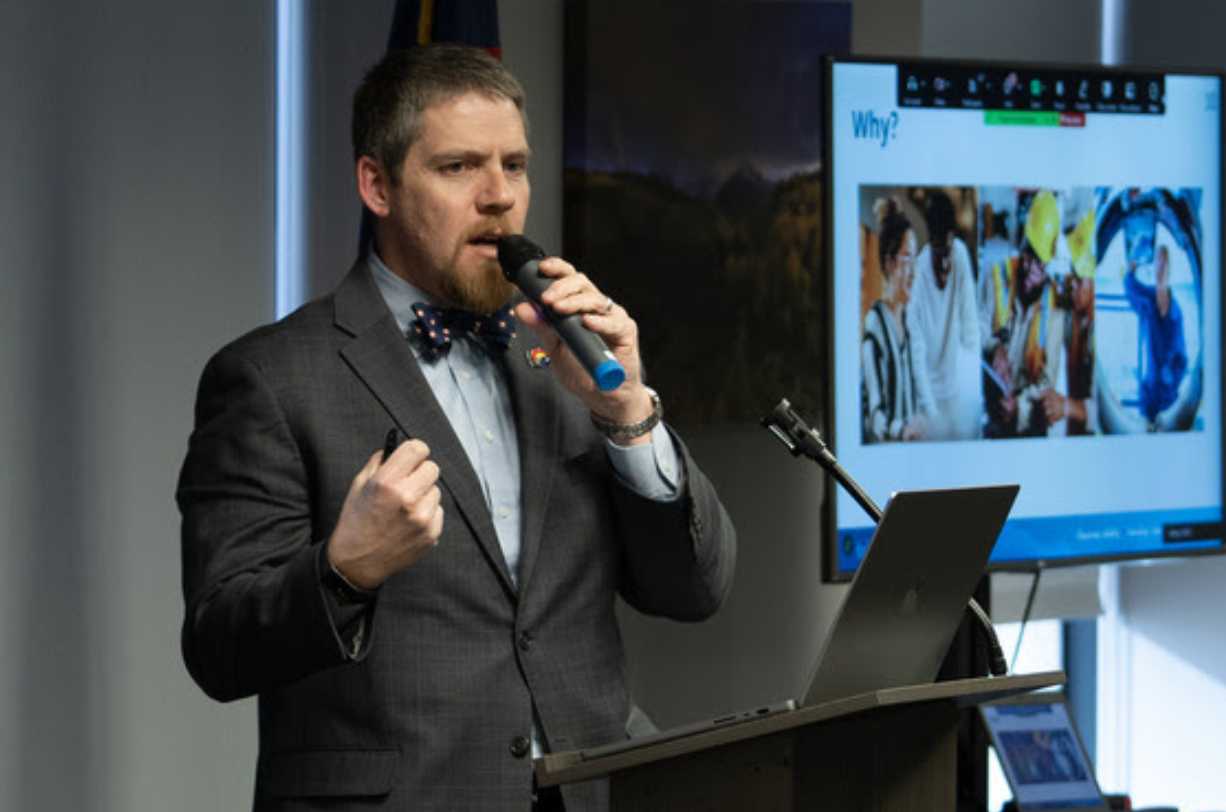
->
<box><xmin>464</xmin><ymin>219</ymin><xmax>519</xmax><ymax>243</ymax></box>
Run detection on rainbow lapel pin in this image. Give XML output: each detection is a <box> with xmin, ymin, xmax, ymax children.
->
<box><xmin>526</xmin><ymin>347</ymin><xmax>551</xmax><ymax>370</ymax></box>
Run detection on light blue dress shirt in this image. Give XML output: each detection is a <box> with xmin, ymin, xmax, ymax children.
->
<box><xmin>368</xmin><ymin>254</ymin><xmax>680</xmax><ymax>587</ymax></box>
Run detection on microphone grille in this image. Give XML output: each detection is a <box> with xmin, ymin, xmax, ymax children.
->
<box><xmin>498</xmin><ymin>234</ymin><xmax>546</xmax><ymax>280</ymax></box>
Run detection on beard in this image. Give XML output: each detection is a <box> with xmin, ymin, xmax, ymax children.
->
<box><xmin>439</xmin><ymin>255</ymin><xmax>517</xmax><ymax>315</ymax></box>
<box><xmin>1015</xmin><ymin>247</ymin><xmax>1048</xmax><ymax>309</ymax></box>
<box><xmin>434</xmin><ymin>219</ymin><xmax>521</xmax><ymax>314</ymax></box>
<box><xmin>933</xmin><ymin>251</ymin><xmax>951</xmax><ymax>288</ymax></box>
<box><xmin>1018</xmin><ymin>269</ymin><xmax>1047</xmax><ymax>309</ymax></box>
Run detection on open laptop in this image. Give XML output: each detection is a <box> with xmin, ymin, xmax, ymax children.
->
<box><xmin>577</xmin><ymin>483</ymin><xmax>1019</xmax><ymax>760</ymax></box>
<box><xmin>980</xmin><ymin>693</ymin><xmax>1110</xmax><ymax>812</ymax></box>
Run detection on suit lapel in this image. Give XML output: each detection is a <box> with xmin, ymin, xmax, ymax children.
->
<box><xmin>332</xmin><ymin>264</ymin><xmax>516</xmax><ymax>593</ymax></box>
<box><xmin>502</xmin><ymin>330</ymin><xmax>561</xmax><ymax>594</ymax></box>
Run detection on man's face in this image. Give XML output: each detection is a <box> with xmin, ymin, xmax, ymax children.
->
<box><xmin>1018</xmin><ymin>246</ymin><xmax>1047</xmax><ymax>307</ymax></box>
<box><xmin>930</xmin><ymin>231</ymin><xmax>953</xmax><ymax>284</ymax></box>
<box><xmin>378</xmin><ymin>92</ymin><xmax>531</xmax><ymax>313</ymax></box>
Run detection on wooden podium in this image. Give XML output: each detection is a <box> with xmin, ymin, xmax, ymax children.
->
<box><xmin>536</xmin><ymin>671</ymin><xmax>1063</xmax><ymax>811</ymax></box>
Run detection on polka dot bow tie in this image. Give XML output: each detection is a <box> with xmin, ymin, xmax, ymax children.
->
<box><xmin>410</xmin><ymin>301</ymin><xmax>518</xmax><ymax>360</ymax></box>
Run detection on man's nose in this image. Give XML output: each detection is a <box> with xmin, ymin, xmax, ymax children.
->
<box><xmin>478</xmin><ymin>168</ymin><xmax>516</xmax><ymax>211</ymax></box>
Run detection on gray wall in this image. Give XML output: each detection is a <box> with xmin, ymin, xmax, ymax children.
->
<box><xmin>921</xmin><ymin>0</ymin><xmax>1104</xmax><ymax>63</ymax></box>
<box><xmin>1</xmin><ymin>2</ymin><xmax>273</xmax><ymax>810</ymax></box>
<box><xmin>4</xmin><ymin>1</ymin><xmax>1226</xmax><ymax>811</ymax></box>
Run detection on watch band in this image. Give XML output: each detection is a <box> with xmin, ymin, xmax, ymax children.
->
<box><xmin>590</xmin><ymin>387</ymin><xmax>663</xmax><ymax>441</ymax></box>
<box><xmin>322</xmin><ymin>554</ymin><xmax>379</xmax><ymax>606</ymax></box>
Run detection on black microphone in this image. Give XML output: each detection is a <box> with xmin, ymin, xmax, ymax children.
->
<box><xmin>498</xmin><ymin>235</ymin><xmax>626</xmax><ymax>392</ymax></box>
<box><xmin>761</xmin><ymin>398</ymin><xmax>1010</xmax><ymax>678</ymax></box>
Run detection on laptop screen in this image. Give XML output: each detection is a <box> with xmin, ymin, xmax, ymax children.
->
<box><xmin>980</xmin><ymin>696</ymin><xmax>1108</xmax><ymax>812</ymax></box>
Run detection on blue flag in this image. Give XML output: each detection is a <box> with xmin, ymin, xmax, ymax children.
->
<box><xmin>387</xmin><ymin>0</ymin><xmax>501</xmax><ymax>56</ymax></box>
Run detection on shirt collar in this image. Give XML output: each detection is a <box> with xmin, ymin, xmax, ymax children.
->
<box><xmin>366</xmin><ymin>251</ymin><xmax>437</xmax><ymax>339</ymax></box>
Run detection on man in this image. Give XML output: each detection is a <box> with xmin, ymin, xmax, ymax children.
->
<box><xmin>1125</xmin><ymin>244</ymin><xmax>1188</xmax><ymax>425</ymax></box>
<box><xmin>177</xmin><ymin>44</ymin><xmax>736</xmax><ymax>812</ymax></box>
<box><xmin>983</xmin><ymin>190</ymin><xmax>1094</xmax><ymax>437</ymax></box>
<box><xmin>908</xmin><ymin>190</ymin><xmax>979</xmax><ymax>440</ymax></box>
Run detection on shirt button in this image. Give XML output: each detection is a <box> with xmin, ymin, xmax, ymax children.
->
<box><xmin>498</xmin><ymin>505</ymin><xmax>511</xmax><ymax>519</ymax></box>
<box><xmin>484</xmin><ymin>429</ymin><xmax>496</xmax><ymax>442</ymax></box>
<box><xmin>459</xmin><ymin>370</ymin><xmax>472</xmax><ymax>381</ymax></box>
<box><xmin>509</xmin><ymin>736</ymin><xmax>531</xmax><ymax>759</ymax></box>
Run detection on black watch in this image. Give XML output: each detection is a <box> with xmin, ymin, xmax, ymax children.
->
<box><xmin>322</xmin><ymin>556</ymin><xmax>379</xmax><ymax>606</ymax></box>
<box><xmin>590</xmin><ymin>387</ymin><xmax>664</xmax><ymax>441</ymax></box>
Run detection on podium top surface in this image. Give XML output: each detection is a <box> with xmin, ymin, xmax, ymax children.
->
<box><xmin>535</xmin><ymin>671</ymin><xmax>1065</xmax><ymax>788</ymax></box>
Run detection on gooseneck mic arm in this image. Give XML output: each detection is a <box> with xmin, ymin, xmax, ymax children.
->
<box><xmin>761</xmin><ymin>398</ymin><xmax>1009</xmax><ymax>678</ymax></box>
<box><xmin>762</xmin><ymin>400</ymin><xmax>885</xmax><ymax>525</ymax></box>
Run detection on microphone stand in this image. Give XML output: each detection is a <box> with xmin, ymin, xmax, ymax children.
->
<box><xmin>761</xmin><ymin>398</ymin><xmax>1009</xmax><ymax>678</ymax></box>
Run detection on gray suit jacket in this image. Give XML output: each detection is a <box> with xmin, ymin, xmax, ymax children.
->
<box><xmin>178</xmin><ymin>263</ymin><xmax>736</xmax><ymax>811</ymax></box>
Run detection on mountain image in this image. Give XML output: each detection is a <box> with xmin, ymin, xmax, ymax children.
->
<box><xmin>564</xmin><ymin>165</ymin><xmax>826</xmax><ymax>425</ymax></box>
<box><xmin>561</xmin><ymin>1</ymin><xmax>849</xmax><ymax>425</ymax></box>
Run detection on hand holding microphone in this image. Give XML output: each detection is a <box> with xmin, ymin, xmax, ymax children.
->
<box><xmin>498</xmin><ymin>235</ymin><xmax>627</xmax><ymax>392</ymax></box>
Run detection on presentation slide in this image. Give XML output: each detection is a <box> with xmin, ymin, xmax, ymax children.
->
<box><xmin>827</xmin><ymin>60</ymin><xmax>1223</xmax><ymax>575</ymax></box>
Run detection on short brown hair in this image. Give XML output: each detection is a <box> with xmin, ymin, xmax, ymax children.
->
<box><xmin>351</xmin><ymin>43</ymin><xmax>528</xmax><ymax>179</ymax></box>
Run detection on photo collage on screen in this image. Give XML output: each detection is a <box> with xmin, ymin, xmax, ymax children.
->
<box><xmin>857</xmin><ymin>184</ymin><xmax>1204</xmax><ymax>445</ymax></box>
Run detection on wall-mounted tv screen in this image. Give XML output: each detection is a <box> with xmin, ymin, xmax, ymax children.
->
<box><xmin>823</xmin><ymin>56</ymin><xmax>1224</xmax><ymax>581</ymax></box>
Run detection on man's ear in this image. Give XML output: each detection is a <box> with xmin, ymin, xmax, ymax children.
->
<box><xmin>356</xmin><ymin>155</ymin><xmax>392</xmax><ymax>217</ymax></box>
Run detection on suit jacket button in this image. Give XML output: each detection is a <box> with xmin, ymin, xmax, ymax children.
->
<box><xmin>517</xmin><ymin>631</ymin><xmax>533</xmax><ymax>651</ymax></box>
<box><xmin>510</xmin><ymin>736</ymin><xmax>532</xmax><ymax>758</ymax></box>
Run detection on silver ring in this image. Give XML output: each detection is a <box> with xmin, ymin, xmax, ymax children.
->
<box><xmin>603</xmin><ymin>296</ymin><xmax>614</xmax><ymax>314</ymax></box>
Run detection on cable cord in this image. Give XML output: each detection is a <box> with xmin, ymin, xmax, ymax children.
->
<box><xmin>1010</xmin><ymin>566</ymin><xmax>1044</xmax><ymax>673</ymax></box>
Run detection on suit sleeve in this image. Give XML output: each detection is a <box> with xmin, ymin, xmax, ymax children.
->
<box><xmin>177</xmin><ymin>345</ymin><xmax>370</xmax><ymax>702</ymax></box>
<box><xmin>610</xmin><ymin>427</ymin><xmax>736</xmax><ymax>622</ymax></box>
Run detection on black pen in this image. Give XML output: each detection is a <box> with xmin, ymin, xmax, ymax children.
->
<box><xmin>382</xmin><ymin>427</ymin><xmax>399</xmax><ymax>462</ymax></box>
